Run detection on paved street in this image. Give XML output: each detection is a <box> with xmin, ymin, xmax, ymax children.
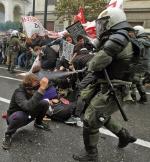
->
<box><xmin>0</xmin><ymin>65</ymin><xmax>150</xmax><ymax>162</ymax></box>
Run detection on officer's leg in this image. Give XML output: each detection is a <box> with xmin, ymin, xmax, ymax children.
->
<box><xmin>10</xmin><ymin>54</ymin><xmax>16</xmax><ymax>73</ymax></box>
<box><xmin>103</xmin><ymin>91</ymin><xmax>137</xmax><ymax>148</ymax></box>
<box><xmin>133</xmin><ymin>74</ymin><xmax>147</xmax><ymax>103</ymax></box>
<box><xmin>104</xmin><ymin>117</ymin><xmax>137</xmax><ymax>148</ymax></box>
<box><xmin>130</xmin><ymin>83</ymin><xmax>137</xmax><ymax>102</ymax></box>
<box><xmin>136</xmin><ymin>82</ymin><xmax>147</xmax><ymax>103</ymax></box>
<box><xmin>73</xmin><ymin>92</ymin><xmax>107</xmax><ymax>161</ymax></box>
<box><xmin>7</xmin><ymin>53</ymin><xmax>11</xmax><ymax>71</ymax></box>
<box><xmin>73</xmin><ymin>121</ymin><xmax>99</xmax><ymax>161</ymax></box>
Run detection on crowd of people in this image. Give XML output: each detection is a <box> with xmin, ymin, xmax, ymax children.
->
<box><xmin>1</xmin><ymin>7</ymin><xmax>150</xmax><ymax>162</ymax></box>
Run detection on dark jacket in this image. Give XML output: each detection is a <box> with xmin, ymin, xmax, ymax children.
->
<box><xmin>7</xmin><ymin>85</ymin><xmax>43</xmax><ymax>116</ymax></box>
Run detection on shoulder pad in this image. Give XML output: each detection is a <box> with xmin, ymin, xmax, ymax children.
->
<box><xmin>109</xmin><ymin>30</ymin><xmax>129</xmax><ymax>47</ymax></box>
<box><xmin>103</xmin><ymin>30</ymin><xmax>129</xmax><ymax>56</ymax></box>
<box><xmin>114</xmin><ymin>29</ymin><xmax>130</xmax><ymax>40</ymax></box>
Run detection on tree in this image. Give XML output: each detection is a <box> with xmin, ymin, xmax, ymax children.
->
<box><xmin>55</xmin><ymin>0</ymin><xmax>108</xmax><ymax>23</ymax></box>
<box><xmin>0</xmin><ymin>21</ymin><xmax>21</xmax><ymax>31</ymax></box>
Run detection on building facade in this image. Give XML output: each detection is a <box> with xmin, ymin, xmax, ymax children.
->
<box><xmin>0</xmin><ymin>0</ymin><xmax>32</xmax><ymax>23</ymax></box>
<box><xmin>0</xmin><ymin>0</ymin><xmax>149</xmax><ymax>31</ymax></box>
<box><xmin>0</xmin><ymin>0</ymin><xmax>66</xmax><ymax>31</ymax></box>
<box><xmin>34</xmin><ymin>0</ymin><xmax>66</xmax><ymax>32</ymax></box>
<box><xmin>124</xmin><ymin>0</ymin><xmax>150</xmax><ymax>29</ymax></box>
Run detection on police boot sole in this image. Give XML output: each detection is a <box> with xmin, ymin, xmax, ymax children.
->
<box><xmin>118</xmin><ymin>137</ymin><xmax>137</xmax><ymax>148</ymax></box>
<box><xmin>73</xmin><ymin>154</ymin><xmax>98</xmax><ymax>161</ymax></box>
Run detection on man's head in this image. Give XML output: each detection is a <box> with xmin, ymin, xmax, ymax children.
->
<box><xmin>77</xmin><ymin>35</ymin><xmax>84</xmax><ymax>44</ymax></box>
<box><xmin>64</xmin><ymin>34</ymin><xmax>73</xmax><ymax>44</ymax></box>
<box><xmin>22</xmin><ymin>73</ymin><xmax>40</xmax><ymax>95</ymax></box>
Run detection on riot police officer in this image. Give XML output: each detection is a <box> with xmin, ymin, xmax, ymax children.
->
<box><xmin>134</xmin><ymin>25</ymin><xmax>150</xmax><ymax>90</ymax></box>
<box><xmin>7</xmin><ymin>30</ymin><xmax>21</xmax><ymax>73</ymax></box>
<box><xmin>73</xmin><ymin>8</ymin><xmax>137</xmax><ymax>162</ymax></box>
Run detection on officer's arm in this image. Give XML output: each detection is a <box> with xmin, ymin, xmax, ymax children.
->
<box><xmin>88</xmin><ymin>50</ymin><xmax>112</xmax><ymax>72</ymax></box>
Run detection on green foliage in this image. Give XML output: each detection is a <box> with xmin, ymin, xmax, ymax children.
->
<box><xmin>55</xmin><ymin>0</ymin><xmax>108</xmax><ymax>22</ymax></box>
<box><xmin>0</xmin><ymin>21</ymin><xmax>21</xmax><ymax>31</ymax></box>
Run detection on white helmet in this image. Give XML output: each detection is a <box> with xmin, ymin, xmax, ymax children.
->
<box><xmin>133</xmin><ymin>25</ymin><xmax>145</xmax><ymax>36</ymax></box>
<box><xmin>11</xmin><ymin>30</ymin><xmax>19</xmax><ymax>37</ymax></box>
<box><xmin>98</xmin><ymin>8</ymin><xmax>127</xmax><ymax>30</ymax></box>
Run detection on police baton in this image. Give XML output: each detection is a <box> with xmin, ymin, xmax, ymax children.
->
<box><xmin>104</xmin><ymin>69</ymin><xmax>128</xmax><ymax>121</ymax></box>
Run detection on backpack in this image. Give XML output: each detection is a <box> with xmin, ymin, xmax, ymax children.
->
<box><xmin>129</xmin><ymin>37</ymin><xmax>150</xmax><ymax>73</ymax></box>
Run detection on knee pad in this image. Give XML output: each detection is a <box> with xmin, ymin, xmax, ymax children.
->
<box><xmin>83</xmin><ymin>120</ymin><xmax>99</xmax><ymax>135</ymax></box>
<box><xmin>96</xmin><ymin>113</ymin><xmax>111</xmax><ymax>126</ymax></box>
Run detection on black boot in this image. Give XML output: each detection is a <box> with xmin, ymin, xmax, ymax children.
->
<box><xmin>2</xmin><ymin>134</ymin><xmax>12</xmax><ymax>150</ymax></box>
<box><xmin>10</xmin><ymin>69</ymin><xmax>15</xmax><ymax>74</ymax></box>
<box><xmin>10</xmin><ymin>65</ymin><xmax>15</xmax><ymax>74</ymax></box>
<box><xmin>137</xmin><ymin>84</ymin><xmax>148</xmax><ymax>104</ymax></box>
<box><xmin>73</xmin><ymin>125</ymin><xmax>99</xmax><ymax>161</ymax></box>
<box><xmin>73</xmin><ymin>148</ymin><xmax>98</xmax><ymax>161</ymax></box>
<box><xmin>131</xmin><ymin>92</ymin><xmax>137</xmax><ymax>102</ymax></box>
<box><xmin>117</xmin><ymin>128</ymin><xmax>137</xmax><ymax>148</ymax></box>
<box><xmin>7</xmin><ymin>65</ymin><xmax>10</xmax><ymax>71</ymax></box>
<box><xmin>138</xmin><ymin>93</ymin><xmax>148</xmax><ymax>104</ymax></box>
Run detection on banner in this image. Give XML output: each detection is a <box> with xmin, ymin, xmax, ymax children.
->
<box><xmin>66</xmin><ymin>21</ymin><xmax>87</xmax><ymax>43</ymax></box>
<box><xmin>61</xmin><ymin>41</ymin><xmax>74</xmax><ymax>61</ymax></box>
<box><xmin>21</xmin><ymin>16</ymin><xmax>46</xmax><ymax>38</ymax></box>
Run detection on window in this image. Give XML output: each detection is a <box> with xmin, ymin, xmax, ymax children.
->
<box><xmin>129</xmin><ymin>22</ymin><xmax>144</xmax><ymax>27</ymax></box>
<box><xmin>54</xmin><ymin>23</ymin><xmax>64</xmax><ymax>32</ymax></box>
<box><xmin>48</xmin><ymin>0</ymin><xmax>56</xmax><ymax>5</ymax></box>
<box><xmin>47</xmin><ymin>21</ymin><xmax>54</xmax><ymax>31</ymax></box>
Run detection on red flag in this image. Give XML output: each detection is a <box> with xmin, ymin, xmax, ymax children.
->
<box><xmin>74</xmin><ymin>7</ymin><xmax>86</xmax><ymax>24</ymax></box>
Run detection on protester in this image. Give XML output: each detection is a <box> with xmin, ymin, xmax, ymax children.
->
<box><xmin>43</xmin><ymin>85</ymin><xmax>74</xmax><ymax>122</ymax></box>
<box><xmin>0</xmin><ymin>42</ymin><xmax>3</xmax><ymax>64</ymax></box>
<box><xmin>2</xmin><ymin>74</ymin><xmax>50</xmax><ymax>150</ymax></box>
<box><xmin>16</xmin><ymin>34</ymin><xmax>27</xmax><ymax>68</ymax></box>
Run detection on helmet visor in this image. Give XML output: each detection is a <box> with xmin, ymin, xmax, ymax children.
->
<box><xmin>96</xmin><ymin>16</ymin><xmax>110</xmax><ymax>39</ymax></box>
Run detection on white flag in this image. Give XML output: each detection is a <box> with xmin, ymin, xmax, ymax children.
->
<box><xmin>107</xmin><ymin>0</ymin><xmax>124</xmax><ymax>9</ymax></box>
<box><xmin>21</xmin><ymin>16</ymin><xmax>46</xmax><ymax>38</ymax></box>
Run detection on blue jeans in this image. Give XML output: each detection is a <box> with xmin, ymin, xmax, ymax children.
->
<box><xmin>17</xmin><ymin>53</ymin><xmax>26</xmax><ymax>67</ymax></box>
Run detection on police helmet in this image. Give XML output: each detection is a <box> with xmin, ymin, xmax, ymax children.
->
<box><xmin>11</xmin><ymin>30</ymin><xmax>19</xmax><ymax>37</ymax></box>
<box><xmin>133</xmin><ymin>25</ymin><xmax>145</xmax><ymax>36</ymax></box>
<box><xmin>98</xmin><ymin>8</ymin><xmax>126</xmax><ymax>29</ymax></box>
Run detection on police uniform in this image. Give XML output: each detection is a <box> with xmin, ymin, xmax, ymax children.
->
<box><xmin>131</xmin><ymin>26</ymin><xmax>150</xmax><ymax>103</ymax></box>
<box><xmin>73</xmin><ymin>8</ymin><xmax>137</xmax><ymax>162</ymax></box>
<box><xmin>7</xmin><ymin>31</ymin><xmax>20</xmax><ymax>73</ymax></box>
